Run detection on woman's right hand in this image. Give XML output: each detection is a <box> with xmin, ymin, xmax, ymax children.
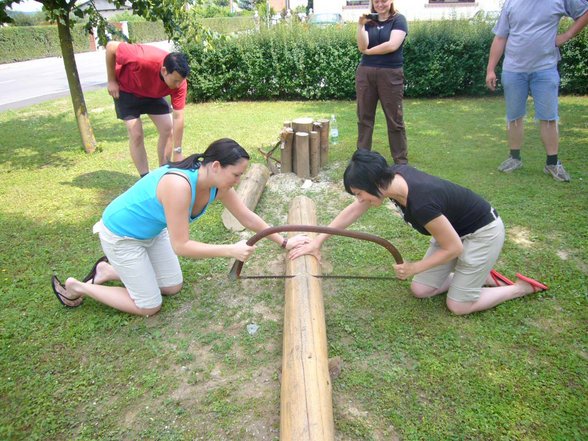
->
<box><xmin>358</xmin><ymin>15</ymin><xmax>370</xmax><ymax>26</ymax></box>
<box><xmin>233</xmin><ymin>240</ymin><xmax>256</xmax><ymax>262</ymax></box>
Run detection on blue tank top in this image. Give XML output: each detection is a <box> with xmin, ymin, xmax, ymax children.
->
<box><xmin>102</xmin><ymin>165</ymin><xmax>217</xmax><ymax>240</ymax></box>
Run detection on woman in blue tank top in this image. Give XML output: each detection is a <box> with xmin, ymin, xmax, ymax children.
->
<box><xmin>51</xmin><ymin>139</ymin><xmax>309</xmax><ymax>315</ymax></box>
<box><xmin>290</xmin><ymin>149</ymin><xmax>548</xmax><ymax>315</ymax></box>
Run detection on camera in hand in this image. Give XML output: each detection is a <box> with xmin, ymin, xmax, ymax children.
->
<box><xmin>366</xmin><ymin>13</ymin><xmax>379</xmax><ymax>21</ymax></box>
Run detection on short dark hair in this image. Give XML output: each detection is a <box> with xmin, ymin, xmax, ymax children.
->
<box><xmin>343</xmin><ymin>149</ymin><xmax>396</xmax><ymax>197</ymax></box>
<box><xmin>169</xmin><ymin>138</ymin><xmax>250</xmax><ymax>171</ymax></box>
<box><xmin>163</xmin><ymin>52</ymin><xmax>190</xmax><ymax>78</ymax></box>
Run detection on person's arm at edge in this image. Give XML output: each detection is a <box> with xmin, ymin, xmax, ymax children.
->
<box><xmin>485</xmin><ymin>35</ymin><xmax>507</xmax><ymax>91</ymax></box>
<box><xmin>105</xmin><ymin>41</ymin><xmax>121</xmax><ymax>99</ymax></box>
<box><xmin>288</xmin><ymin>199</ymin><xmax>372</xmax><ymax>260</ymax></box>
<box><xmin>556</xmin><ymin>10</ymin><xmax>588</xmax><ymax>46</ymax></box>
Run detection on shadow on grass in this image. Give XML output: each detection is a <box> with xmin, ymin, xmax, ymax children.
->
<box><xmin>0</xmin><ymin>105</ymin><xmax>128</xmax><ymax>171</ymax></box>
<box><xmin>62</xmin><ymin>169</ymin><xmax>137</xmax><ymax>193</ymax></box>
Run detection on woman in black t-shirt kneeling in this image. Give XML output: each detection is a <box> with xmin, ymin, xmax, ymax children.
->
<box><xmin>290</xmin><ymin>150</ymin><xmax>548</xmax><ymax>315</ymax></box>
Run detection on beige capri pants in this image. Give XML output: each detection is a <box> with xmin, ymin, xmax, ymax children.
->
<box><xmin>412</xmin><ymin>216</ymin><xmax>505</xmax><ymax>302</ymax></box>
<box><xmin>93</xmin><ymin>220</ymin><xmax>183</xmax><ymax>309</ymax></box>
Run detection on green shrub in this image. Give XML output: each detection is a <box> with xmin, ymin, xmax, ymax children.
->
<box><xmin>185</xmin><ymin>23</ymin><xmax>360</xmax><ymax>101</ymax></box>
<box><xmin>403</xmin><ymin>20</ymin><xmax>495</xmax><ymax>97</ymax></box>
<box><xmin>126</xmin><ymin>21</ymin><xmax>167</xmax><ymax>43</ymax></box>
<box><xmin>197</xmin><ymin>16</ymin><xmax>256</xmax><ymax>34</ymax></box>
<box><xmin>559</xmin><ymin>19</ymin><xmax>588</xmax><ymax>94</ymax></box>
<box><xmin>0</xmin><ymin>24</ymin><xmax>91</xmax><ymax>63</ymax></box>
<box><xmin>181</xmin><ymin>19</ymin><xmax>588</xmax><ymax>102</ymax></box>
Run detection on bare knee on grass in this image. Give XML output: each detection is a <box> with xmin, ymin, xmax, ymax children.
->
<box><xmin>161</xmin><ymin>283</ymin><xmax>183</xmax><ymax>296</ymax></box>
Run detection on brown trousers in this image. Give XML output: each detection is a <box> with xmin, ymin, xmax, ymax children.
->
<box><xmin>355</xmin><ymin>65</ymin><xmax>408</xmax><ymax>164</ymax></box>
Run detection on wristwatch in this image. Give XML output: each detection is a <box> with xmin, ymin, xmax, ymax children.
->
<box><xmin>173</xmin><ymin>146</ymin><xmax>182</xmax><ymax>154</ymax></box>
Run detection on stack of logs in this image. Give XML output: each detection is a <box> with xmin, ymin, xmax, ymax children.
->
<box><xmin>280</xmin><ymin>117</ymin><xmax>330</xmax><ymax>179</ymax></box>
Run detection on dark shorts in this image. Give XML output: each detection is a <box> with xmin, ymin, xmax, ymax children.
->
<box><xmin>114</xmin><ymin>91</ymin><xmax>172</xmax><ymax>121</ymax></box>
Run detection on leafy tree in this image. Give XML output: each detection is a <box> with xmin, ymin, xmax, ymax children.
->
<box><xmin>0</xmin><ymin>0</ymin><xmax>190</xmax><ymax>153</ymax></box>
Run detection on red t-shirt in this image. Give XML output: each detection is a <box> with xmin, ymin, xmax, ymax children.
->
<box><xmin>115</xmin><ymin>43</ymin><xmax>187</xmax><ymax>110</ymax></box>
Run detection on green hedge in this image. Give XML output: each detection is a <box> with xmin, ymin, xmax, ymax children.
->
<box><xmin>182</xmin><ymin>20</ymin><xmax>588</xmax><ymax>101</ymax></box>
<box><xmin>197</xmin><ymin>16</ymin><xmax>256</xmax><ymax>34</ymax></box>
<box><xmin>184</xmin><ymin>24</ymin><xmax>360</xmax><ymax>101</ymax></box>
<box><xmin>127</xmin><ymin>21</ymin><xmax>167</xmax><ymax>43</ymax></box>
<box><xmin>0</xmin><ymin>24</ymin><xmax>91</xmax><ymax>63</ymax></box>
<box><xmin>0</xmin><ymin>21</ymin><xmax>169</xmax><ymax>64</ymax></box>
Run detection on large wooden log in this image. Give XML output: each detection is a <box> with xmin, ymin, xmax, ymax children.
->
<box><xmin>221</xmin><ymin>163</ymin><xmax>270</xmax><ymax>232</ymax></box>
<box><xmin>281</xmin><ymin>196</ymin><xmax>335</xmax><ymax>441</ymax></box>
<box><xmin>295</xmin><ymin>132</ymin><xmax>310</xmax><ymax>179</ymax></box>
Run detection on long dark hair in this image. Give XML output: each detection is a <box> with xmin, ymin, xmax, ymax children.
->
<box><xmin>343</xmin><ymin>149</ymin><xmax>396</xmax><ymax>198</ymax></box>
<box><xmin>168</xmin><ymin>138</ymin><xmax>250</xmax><ymax>171</ymax></box>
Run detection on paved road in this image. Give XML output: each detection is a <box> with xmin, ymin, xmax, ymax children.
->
<box><xmin>0</xmin><ymin>41</ymin><xmax>172</xmax><ymax>112</ymax></box>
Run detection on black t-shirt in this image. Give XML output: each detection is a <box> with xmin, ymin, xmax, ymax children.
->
<box><xmin>360</xmin><ymin>14</ymin><xmax>408</xmax><ymax>69</ymax></box>
<box><xmin>391</xmin><ymin>165</ymin><xmax>492</xmax><ymax>237</ymax></box>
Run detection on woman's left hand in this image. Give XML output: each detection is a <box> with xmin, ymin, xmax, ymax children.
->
<box><xmin>393</xmin><ymin>262</ymin><xmax>417</xmax><ymax>280</ymax></box>
<box><xmin>285</xmin><ymin>234</ymin><xmax>311</xmax><ymax>250</ymax></box>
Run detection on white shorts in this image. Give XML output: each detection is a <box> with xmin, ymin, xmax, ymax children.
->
<box><xmin>93</xmin><ymin>220</ymin><xmax>183</xmax><ymax>309</ymax></box>
<box><xmin>412</xmin><ymin>217</ymin><xmax>505</xmax><ymax>303</ymax></box>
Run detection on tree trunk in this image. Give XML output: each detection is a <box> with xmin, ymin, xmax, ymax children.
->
<box><xmin>57</xmin><ymin>17</ymin><xmax>97</xmax><ymax>153</ymax></box>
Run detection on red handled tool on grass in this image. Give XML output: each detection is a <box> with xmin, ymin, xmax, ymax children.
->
<box><xmin>228</xmin><ymin>225</ymin><xmax>403</xmax><ymax>280</ymax></box>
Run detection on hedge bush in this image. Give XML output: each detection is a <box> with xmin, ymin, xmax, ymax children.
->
<box><xmin>127</xmin><ymin>21</ymin><xmax>167</xmax><ymax>43</ymax></box>
<box><xmin>182</xmin><ymin>20</ymin><xmax>588</xmax><ymax>101</ymax></box>
<box><xmin>197</xmin><ymin>16</ymin><xmax>256</xmax><ymax>34</ymax></box>
<box><xmin>0</xmin><ymin>24</ymin><xmax>91</xmax><ymax>63</ymax></box>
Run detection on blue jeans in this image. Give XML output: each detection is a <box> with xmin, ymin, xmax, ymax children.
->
<box><xmin>501</xmin><ymin>68</ymin><xmax>560</xmax><ymax>122</ymax></box>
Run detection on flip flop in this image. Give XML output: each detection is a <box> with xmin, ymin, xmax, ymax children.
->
<box><xmin>82</xmin><ymin>256</ymin><xmax>109</xmax><ymax>284</ymax></box>
<box><xmin>516</xmin><ymin>273</ymin><xmax>548</xmax><ymax>292</ymax></box>
<box><xmin>51</xmin><ymin>275</ymin><xmax>83</xmax><ymax>308</ymax></box>
<box><xmin>490</xmin><ymin>269</ymin><xmax>514</xmax><ymax>286</ymax></box>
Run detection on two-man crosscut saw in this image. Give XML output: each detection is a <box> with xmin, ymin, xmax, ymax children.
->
<box><xmin>228</xmin><ymin>225</ymin><xmax>403</xmax><ymax>280</ymax></box>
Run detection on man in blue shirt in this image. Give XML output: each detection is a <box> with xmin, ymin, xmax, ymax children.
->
<box><xmin>486</xmin><ymin>0</ymin><xmax>588</xmax><ymax>182</ymax></box>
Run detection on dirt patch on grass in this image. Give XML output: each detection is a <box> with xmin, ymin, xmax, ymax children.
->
<box><xmin>508</xmin><ymin>226</ymin><xmax>534</xmax><ymax>248</ymax></box>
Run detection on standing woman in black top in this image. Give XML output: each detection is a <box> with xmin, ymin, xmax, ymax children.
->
<box><xmin>290</xmin><ymin>150</ymin><xmax>548</xmax><ymax>316</ymax></box>
<box><xmin>356</xmin><ymin>0</ymin><xmax>409</xmax><ymax>164</ymax></box>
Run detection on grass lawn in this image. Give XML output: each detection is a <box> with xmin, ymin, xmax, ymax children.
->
<box><xmin>0</xmin><ymin>91</ymin><xmax>587</xmax><ymax>440</ymax></box>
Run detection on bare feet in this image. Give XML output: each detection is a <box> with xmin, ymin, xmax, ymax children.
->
<box><xmin>65</xmin><ymin>277</ymin><xmax>87</xmax><ymax>300</ymax></box>
<box><xmin>511</xmin><ymin>279</ymin><xmax>540</xmax><ymax>299</ymax></box>
<box><xmin>93</xmin><ymin>261</ymin><xmax>118</xmax><ymax>285</ymax></box>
